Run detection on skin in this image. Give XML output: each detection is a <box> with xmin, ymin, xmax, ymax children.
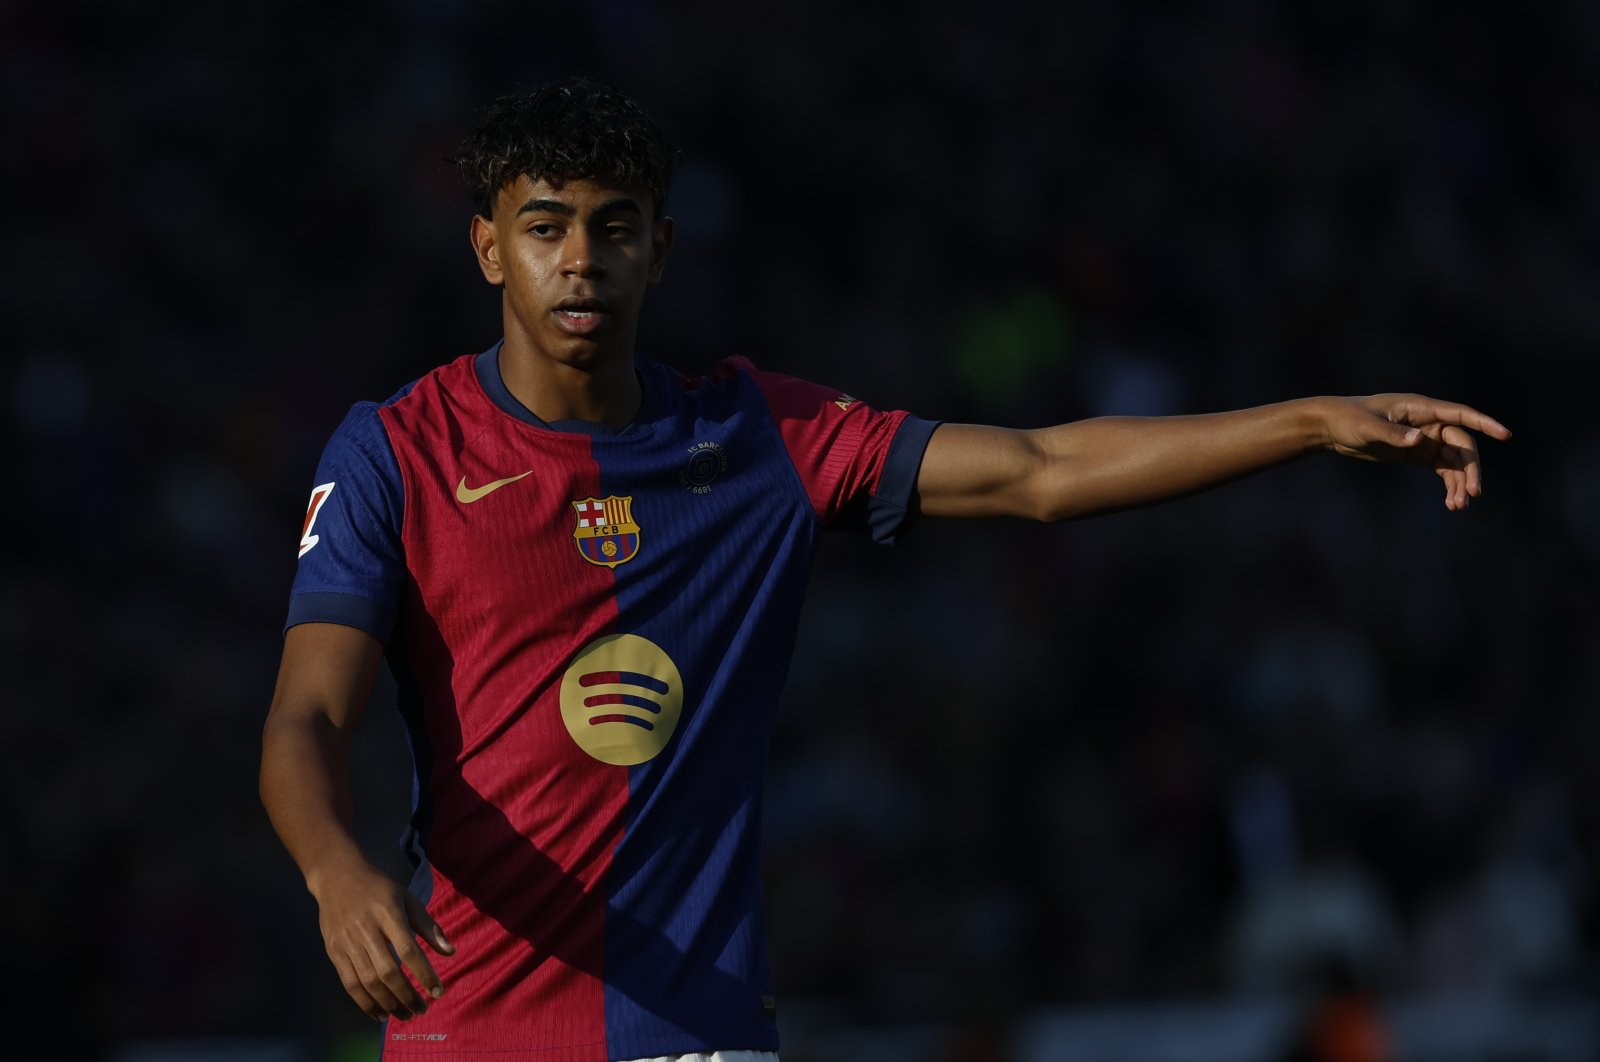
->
<box><xmin>467</xmin><ymin>175</ymin><xmax>673</xmax><ymax>427</ymax></box>
<box><xmin>916</xmin><ymin>395</ymin><xmax>1510</xmax><ymax>521</ymax></box>
<box><xmin>261</xmin><ymin>623</ymin><xmax>444</xmax><ymax>1021</ymax></box>
<box><xmin>260</xmin><ymin>175</ymin><xmax>1510</xmax><ymax>1024</ymax></box>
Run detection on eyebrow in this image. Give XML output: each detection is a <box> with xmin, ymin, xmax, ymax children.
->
<box><xmin>514</xmin><ymin>196</ymin><xmax>645</xmax><ymax>218</ymax></box>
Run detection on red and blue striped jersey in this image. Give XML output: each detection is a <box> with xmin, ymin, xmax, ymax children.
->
<box><xmin>287</xmin><ymin>344</ymin><xmax>937</xmax><ymax>1061</ymax></box>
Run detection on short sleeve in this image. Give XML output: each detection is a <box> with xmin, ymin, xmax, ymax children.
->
<box><xmin>735</xmin><ymin>358</ymin><xmax>939</xmax><ymax>543</ymax></box>
<box><xmin>285</xmin><ymin>402</ymin><xmax>406</xmax><ymax>643</ymax></box>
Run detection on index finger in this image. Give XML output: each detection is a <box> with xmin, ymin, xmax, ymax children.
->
<box><xmin>1406</xmin><ymin>397</ymin><xmax>1512</xmax><ymax>440</ymax></box>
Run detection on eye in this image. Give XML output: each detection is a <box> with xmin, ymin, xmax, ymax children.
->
<box><xmin>529</xmin><ymin>222</ymin><xmax>561</xmax><ymax>238</ymax></box>
<box><xmin>605</xmin><ymin>224</ymin><xmax>634</xmax><ymax>239</ymax></box>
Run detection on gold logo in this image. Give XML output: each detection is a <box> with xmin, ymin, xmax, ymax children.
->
<box><xmin>456</xmin><ymin>471</ymin><xmax>532</xmax><ymax>504</ymax></box>
<box><xmin>833</xmin><ymin>394</ymin><xmax>855</xmax><ymax>412</ymax></box>
<box><xmin>560</xmin><ymin>634</ymin><xmax>684</xmax><ymax>765</ymax></box>
<box><xmin>571</xmin><ymin>495</ymin><xmax>641</xmax><ymax>567</ymax></box>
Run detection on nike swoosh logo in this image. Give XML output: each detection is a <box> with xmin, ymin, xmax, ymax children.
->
<box><xmin>456</xmin><ymin>471</ymin><xmax>533</xmax><ymax>504</ymax></box>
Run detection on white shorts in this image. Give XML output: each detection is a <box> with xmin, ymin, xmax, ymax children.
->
<box><xmin>620</xmin><ymin>1054</ymin><xmax>778</xmax><ymax>1062</ymax></box>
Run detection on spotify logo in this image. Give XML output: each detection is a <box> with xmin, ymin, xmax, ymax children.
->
<box><xmin>559</xmin><ymin>634</ymin><xmax>684</xmax><ymax>765</ymax></box>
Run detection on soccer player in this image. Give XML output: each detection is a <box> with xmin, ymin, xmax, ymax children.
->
<box><xmin>260</xmin><ymin>80</ymin><xmax>1508</xmax><ymax>1062</ymax></box>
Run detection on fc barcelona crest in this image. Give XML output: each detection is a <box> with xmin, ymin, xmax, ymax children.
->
<box><xmin>571</xmin><ymin>495</ymin><xmax>642</xmax><ymax>568</ymax></box>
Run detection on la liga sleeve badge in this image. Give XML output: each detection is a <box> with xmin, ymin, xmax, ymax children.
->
<box><xmin>571</xmin><ymin>495</ymin><xmax>642</xmax><ymax>568</ymax></box>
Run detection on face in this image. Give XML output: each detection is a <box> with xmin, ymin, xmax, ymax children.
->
<box><xmin>470</xmin><ymin>175</ymin><xmax>673</xmax><ymax>371</ymax></box>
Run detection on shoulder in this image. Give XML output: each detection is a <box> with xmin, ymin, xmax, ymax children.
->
<box><xmin>644</xmin><ymin>354</ymin><xmax>751</xmax><ymax>393</ymax></box>
<box><xmin>366</xmin><ymin>351</ymin><xmax>486</xmax><ymax>441</ymax></box>
<box><xmin>720</xmin><ymin>357</ymin><xmax>863</xmax><ymax>424</ymax></box>
<box><xmin>649</xmin><ymin>355</ymin><xmax>848</xmax><ymax>416</ymax></box>
<box><xmin>312</xmin><ymin>356</ymin><xmax>476</xmax><ymax>496</ymax></box>
<box><xmin>311</xmin><ymin>399</ymin><xmax>405</xmax><ymax>516</ymax></box>
<box><xmin>631</xmin><ymin>354</ymin><xmax>761</xmax><ymax>422</ymax></box>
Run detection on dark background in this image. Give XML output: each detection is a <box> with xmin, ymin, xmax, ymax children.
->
<box><xmin>4</xmin><ymin>1</ymin><xmax>1596</xmax><ymax>1058</ymax></box>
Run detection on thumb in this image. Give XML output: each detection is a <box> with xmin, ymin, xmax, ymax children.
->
<box><xmin>406</xmin><ymin>891</ymin><xmax>456</xmax><ymax>954</ymax></box>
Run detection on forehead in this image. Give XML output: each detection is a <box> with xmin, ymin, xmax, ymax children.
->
<box><xmin>494</xmin><ymin>175</ymin><xmax>656</xmax><ymax>217</ymax></box>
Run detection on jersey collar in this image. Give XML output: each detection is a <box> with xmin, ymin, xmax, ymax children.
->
<box><xmin>474</xmin><ymin>340</ymin><xmax>660</xmax><ymax>436</ymax></box>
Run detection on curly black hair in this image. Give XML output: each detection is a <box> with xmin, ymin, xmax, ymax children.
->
<box><xmin>456</xmin><ymin>78</ymin><xmax>680</xmax><ymax>219</ymax></box>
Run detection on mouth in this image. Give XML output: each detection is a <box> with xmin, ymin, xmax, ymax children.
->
<box><xmin>553</xmin><ymin>297</ymin><xmax>609</xmax><ymax>336</ymax></box>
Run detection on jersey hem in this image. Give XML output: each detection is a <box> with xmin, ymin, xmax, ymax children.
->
<box><xmin>380</xmin><ymin>1042</ymin><xmax>605</xmax><ymax>1060</ymax></box>
<box><xmin>608</xmin><ymin>1031</ymin><xmax>780</xmax><ymax>1058</ymax></box>
<box><xmin>377</xmin><ymin>1032</ymin><xmax>778</xmax><ymax>1060</ymax></box>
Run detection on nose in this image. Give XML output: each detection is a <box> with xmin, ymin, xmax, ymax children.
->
<box><xmin>561</xmin><ymin>227</ymin><xmax>603</xmax><ymax>277</ymax></box>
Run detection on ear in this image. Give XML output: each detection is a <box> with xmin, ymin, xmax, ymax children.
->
<box><xmin>469</xmin><ymin>214</ymin><xmax>504</xmax><ymax>286</ymax></box>
<box><xmin>647</xmin><ymin>216</ymin><xmax>674</xmax><ymax>285</ymax></box>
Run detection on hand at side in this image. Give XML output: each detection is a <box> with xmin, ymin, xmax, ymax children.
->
<box><xmin>309</xmin><ymin>855</ymin><xmax>455</xmax><ymax>1022</ymax></box>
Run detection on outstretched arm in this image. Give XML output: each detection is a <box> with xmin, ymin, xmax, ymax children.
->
<box><xmin>261</xmin><ymin>622</ymin><xmax>455</xmax><ymax>1022</ymax></box>
<box><xmin>915</xmin><ymin>394</ymin><xmax>1510</xmax><ymax>521</ymax></box>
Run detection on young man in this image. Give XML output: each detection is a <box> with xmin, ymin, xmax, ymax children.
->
<box><xmin>260</xmin><ymin>80</ymin><xmax>1508</xmax><ymax>1062</ymax></box>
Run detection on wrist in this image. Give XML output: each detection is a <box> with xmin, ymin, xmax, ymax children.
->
<box><xmin>302</xmin><ymin>844</ymin><xmax>374</xmax><ymax>901</ymax></box>
<box><xmin>1299</xmin><ymin>396</ymin><xmax>1343</xmax><ymax>453</ymax></box>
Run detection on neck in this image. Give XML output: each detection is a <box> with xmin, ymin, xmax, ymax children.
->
<box><xmin>497</xmin><ymin>341</ymin><xmax>641</xmax><ymax>429</ymax></box>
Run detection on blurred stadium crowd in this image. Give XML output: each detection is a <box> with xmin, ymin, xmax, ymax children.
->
<box><xmin>4</xmin><ymin>0</ymin><xmax>1597</xmax><ymax>1058</ymax></box>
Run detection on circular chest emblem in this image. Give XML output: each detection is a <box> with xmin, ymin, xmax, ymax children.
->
<box><xmin>680</xmin><ymin>441</ymin><xmax>728</xmax><ymax>494</ymax></box>
<box><xmin>559</xmin><ymin>634</ymin><xmax>685</xmax><ymax>765</ymax></box>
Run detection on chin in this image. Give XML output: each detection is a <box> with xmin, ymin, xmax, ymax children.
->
<box><xmin>545</xmin><ymin>335</ymin><xmax>625</xmax><ymax>371</ymax></box>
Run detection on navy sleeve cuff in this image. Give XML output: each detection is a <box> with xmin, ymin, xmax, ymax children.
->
<box><xmin>284</xmin><ymin>591</ymin><xmax>396</xmax><ymax>645</ymax></box>
<box><xmin>865</xmin><ymin>415</ymin><xmax>941</xmax><ymax>545</ymax></box>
